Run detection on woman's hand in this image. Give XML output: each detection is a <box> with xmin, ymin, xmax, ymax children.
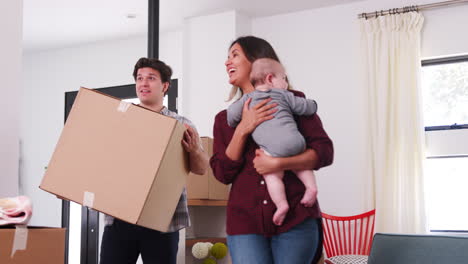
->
<box><xmin>253</xmin><ymin>149</ymin><xmax>281</xmax><ymax>175</ymax></box>
<box><xmin>226</xmin><ymin>98</ymin><xmax>277</xmax><ymax>161</ymax></box>
<box><xmin>237</xmin><ymin>98</ymin><xmax>277</xmax><ymax>136</ymax></box>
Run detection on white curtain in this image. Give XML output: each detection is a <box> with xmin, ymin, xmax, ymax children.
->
<box><xmin>360</xmin><ymin>12</ymin><xmax>426</xmax><ymax>234</ymax></box>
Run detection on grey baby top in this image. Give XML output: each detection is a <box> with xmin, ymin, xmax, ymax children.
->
<box><xmin>227</xmin><ymin>88</ymin><xmax>317</xmax><ymax>157</ymax></box>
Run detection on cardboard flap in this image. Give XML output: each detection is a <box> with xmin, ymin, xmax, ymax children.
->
<box><xmin>138</xmin><ymin>121</ymin><xmax>189</xmax><ymax>231</ymax></box>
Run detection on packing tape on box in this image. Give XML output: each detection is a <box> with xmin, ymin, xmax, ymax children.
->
<box><xmin>83</xmin><ymin>191</ymin><xmax>95</xmax><ymax>208</ymax></box>
<box><xmin>11</xmin><ymin>225</ymin><xmax>28</xmax><ymax>257</ymax></box>
<box><xmin>117</xmin><ymin>101</ymin><xmax>131</xmax><ymax>112</ymax></box>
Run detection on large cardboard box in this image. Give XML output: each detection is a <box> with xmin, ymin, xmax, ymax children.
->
<box><xmin>187</xmin><ymin>137</ymin><xmax>229</xmax><ymax>200</ymax></box>
<box><xmin>0</xmin><ymin>227</ymin><xmax>65</xmax><ymax>264</ymax></box>
<box><xmin>40</xmin><ymin>88</ymin><xmax>189</xmax><ymax>232</ymax></box>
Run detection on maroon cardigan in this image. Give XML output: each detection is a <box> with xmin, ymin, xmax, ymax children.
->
<box><xmin>210</xmin><ymin>90</ymin><xmax>334</xmax><ymax>237</ymax></box>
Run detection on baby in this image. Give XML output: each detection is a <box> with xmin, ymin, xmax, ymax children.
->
<box><xmin>227</xmin><ymin>58</ymin><xmax>318</xmax><ymax>226</ymax></box>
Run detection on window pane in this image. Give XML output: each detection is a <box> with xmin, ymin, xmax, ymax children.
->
<box><xmin>425</xmin><ymin>157</ymin><xmax>468</xmax><ymax>231</ymax></box>
<box><xmin>68</xmin><ymin>202</ymin><xmax>81</xmax><ymax>264</ymax></box>
<box><xmin>421</xmin><ymin>62</ymin><xmax>468</xmax><ymax>127</ymax></box>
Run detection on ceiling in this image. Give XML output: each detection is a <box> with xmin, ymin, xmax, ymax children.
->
<box><xmin>23</xmin><ymin>0</ymin><xmax>362</xmax><ymax>52</ymax></box>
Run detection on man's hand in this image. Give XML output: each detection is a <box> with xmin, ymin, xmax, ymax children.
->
<box><xmin>182</xmin><ymin>124</ymin><xmax>209</xmax><ymax>175</ymax></box>
<box><xmin>182</xmin><ymin>124</ymin><xmax>201</xmax><ymax>153</ymax></box>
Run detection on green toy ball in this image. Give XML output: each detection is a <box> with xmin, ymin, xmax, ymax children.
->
<box><xmin>210</xmin><ymin>242</ymin><xmax>228</xmax><ymax>259</ymax></box>
<box><xmin>202</xmin><ymin>258</ymin><xmax>217</xmax><ymax>264</ymax></box>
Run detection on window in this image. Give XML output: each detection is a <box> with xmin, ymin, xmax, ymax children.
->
<box><xmin>425</xmin><ymin>156</ymin><xmax>468</xmax><ymax>232</ymax></box>
<box><xmin>422</xmin><ymin>58</ymin><xmax>468</xmax><ymax>128</ymax></box>
<box><xmin>422</xmin><ymin>55</ymin><xmax>468</xmax><ymax>233</ymax></box>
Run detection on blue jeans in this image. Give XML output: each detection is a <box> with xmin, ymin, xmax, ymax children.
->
<box><xmin>227</xmin><ymin>218</ymin><xmax>320</xmax><ymax>264</ymax></box>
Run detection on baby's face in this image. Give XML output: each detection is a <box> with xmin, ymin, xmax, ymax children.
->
<box><xmin>271</xmin><ymin>72</ymin><xmax>288</xmax><ymax>90</ymax></box>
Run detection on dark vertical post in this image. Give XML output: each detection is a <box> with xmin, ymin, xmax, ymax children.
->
<box><xmin>148</xmin><ymin>0</ymin><xmax>159</xmax><ymax>59</ymax></box>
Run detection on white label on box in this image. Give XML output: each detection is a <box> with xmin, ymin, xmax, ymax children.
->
<box><xmin>117</xmin><ymin>101</ymin><xmax>131</xmax><ymax>112</ymax></box>
<box><xmin>11</xmin><ymin>225</ymin><xmax>28</xmax><ymax>257</ymax></box>
<box><xmin>83</xmin><ymin>191</ymin><xmax>95</xmax><ymax>208</ymax></box>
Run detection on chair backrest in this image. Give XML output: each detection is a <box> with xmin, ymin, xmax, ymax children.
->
<box><xmin>322</xmin><ymin>209</ymin><xmax>376</xmax><ymax>258</ymax></box>
<box><xmin>368</xmin><ymin>233</ymin><xmax>468</xmax><ymax>264</ymax></box>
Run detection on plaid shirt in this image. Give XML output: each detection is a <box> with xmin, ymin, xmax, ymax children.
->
<box><xmin>105</xmin><ymin>106</ymin><xmax>194</xmax><ymax>232</ymax></box>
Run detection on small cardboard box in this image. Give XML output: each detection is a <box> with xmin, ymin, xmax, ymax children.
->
<box><xmin>187</xmin><ymin>137</ymin><xmax>229</xmax><ymax>200</ymax></box>
<box><xmin>0</xmin><ymin>226</ymin><xmax>66</xmax><ymax>264</ymax></box>
<box><xmin>40</xmin><ymin>87</ymin><xmax>189</xmax><ymax>232</ymax></box>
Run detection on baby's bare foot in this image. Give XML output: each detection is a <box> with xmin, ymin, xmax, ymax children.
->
<box><xmin>300</xmin><ymin>188</ymin><xmax>318</xmax><ymax>207</ymax></box>
<box><xmin>273</xmin><ymin>202</ymin><xmax>289</xmax><ymax>226</ymax></box>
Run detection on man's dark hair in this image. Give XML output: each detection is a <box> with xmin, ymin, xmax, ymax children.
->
<box><xmin>132</xmin><ymin>57</ymin><xmax>173</xmax><ymax>83</ymax></box>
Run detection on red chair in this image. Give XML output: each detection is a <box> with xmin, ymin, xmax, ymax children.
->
<box><xmin>322</xmin><ymin>209</ymin><xmax>376</xmax><ymax>264</ymax></box>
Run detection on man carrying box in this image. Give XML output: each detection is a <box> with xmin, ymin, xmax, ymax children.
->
<box><xmin>99</xmin><ymin>57</ymin><xmax>209</xmax><ymax>264</ymax></box>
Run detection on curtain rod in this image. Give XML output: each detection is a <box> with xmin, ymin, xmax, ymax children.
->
<box><xmin>358</xmin><ymin>0</ymin><xmax>468</xmax><ymax>19</ymax></box>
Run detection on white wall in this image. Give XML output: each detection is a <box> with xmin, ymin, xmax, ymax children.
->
<box><xmin>182</xmin><ymin>10</ymin><xmax>251</xmax><ymax>137</ymax></box>
<box><xmin>0</xmin><ymin>0</ymin><xmax>22</xmax><ymax>197</ymax></box>
<box><xmin>251</xmin><ymin>0</ymin><xmax>468</xmax><ymax>215</ymax></box>
<box><xmin>421</xmin><ymin>4</ymin><xmax>468</xmax><ymax>58</ymax></box>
